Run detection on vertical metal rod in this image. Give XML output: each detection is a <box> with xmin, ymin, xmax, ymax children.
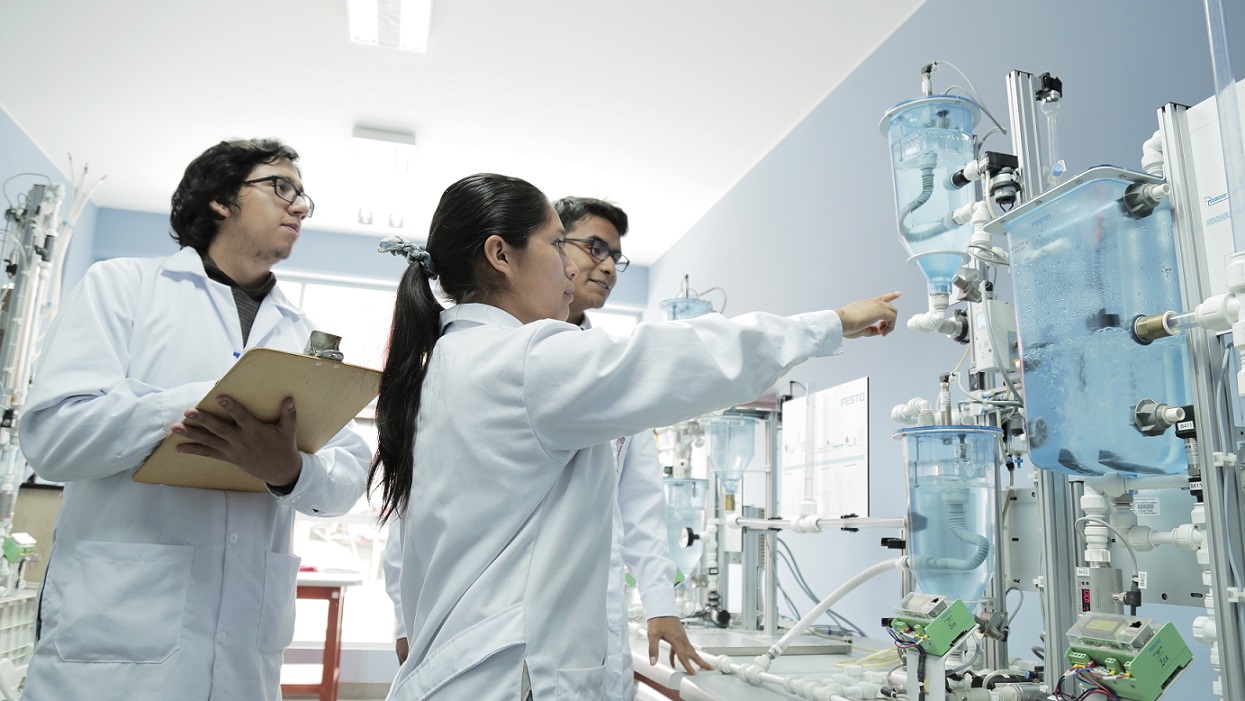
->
<box><xmin>1035</xmin><ymin>472</ymin><xmax>1078</xmax><ymax>678</ymax></box>
<box><xmin>983</xmin><ymin>438</ymin><xmax>1010</xmax><ymax>670</ymax></box>
<box><xmin>765</xmin><ymin>409</ymin><xmax>780</xmax><ymax>637</ymax></box>
<box><xmin>1160</xmin><ymin>101</ymin><xmax>1245</xmax><ymax>699</ymax></box>
<box><xmin>1007</xmin><ymin>71</ymin><xmax>1046</xmax><ymax>201</ymax></box>
<box><xmin>1009</xmin><ymin>68</ymin><xmax>1079</xmax><ymax>677</ymax></box>
<box><xmin>709</xmin><ymin>467</ymin><xmax>726</xmax><ymax>613</ymax></box>
<box><xmin>741</xmin><ymin>506</ymin><xmax>762</xmax><ymax>631</ymax></box>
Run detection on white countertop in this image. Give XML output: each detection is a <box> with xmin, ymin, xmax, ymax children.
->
<box><xmin>296</xmin><ymin>568</ymin><xmax>364</xmax><ymax>588</ymax></box>
<box><xmin>631</xmin><ymin>625</ymin><xmax>886</xmax><ymax>701</ymax></box>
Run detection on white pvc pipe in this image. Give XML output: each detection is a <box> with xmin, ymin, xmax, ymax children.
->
<box><xmin>731</xmin><ymin>516</ymin><xmax>906</xmax><ymax>533</ymax></box>
<box><xmin>759</xmin><ymin>558</ymin><xmax>905</xmax><ymax>664</ymax></box>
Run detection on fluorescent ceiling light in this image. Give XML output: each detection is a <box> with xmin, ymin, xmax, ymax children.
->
<box><xmin>352</xmin><ymin>126</ymin><xmax>417</xmax><ymax>175</ymax></box>
<box><xmin>352</xmin><ymin>126</ymin><xmax>417</xmax><ymax>228</ymax></box>
<box><xmin>347</xmin><ymin>0</ymin><xmax>432</xmax><ymax>53</ymax></box>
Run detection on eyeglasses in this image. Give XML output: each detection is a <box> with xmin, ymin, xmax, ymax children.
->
<box><xmin>565</xmin><ymin>237</ymin><xmax>629</xmax><ymax>272</ymax></box>
<box><xmin>242</xmin><ymin>176</ymin><xmax>315</xmax><ymax>218</ymax></box>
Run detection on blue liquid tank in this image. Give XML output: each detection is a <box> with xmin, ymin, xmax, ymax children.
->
<box><xmin>880</xmin><ymin>96</ymin><xmax>981</xmax><ymax>295</ymax></box>
<box><xmin>996</xmin><ymin>168</ymin><xmax>1191</xmax><ymax>476</ymax></box>
<box><xmin>896</xmin><ymin>425</ymin><xmax>1001</xmax><ymax>604</ymax></box>
<box><xmin>661</xmin><ymin>297</ymin><xmax>713</xmax><ymax>321</ymax></box>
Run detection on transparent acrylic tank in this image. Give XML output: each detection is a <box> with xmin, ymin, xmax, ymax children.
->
<box><xmin>880</xmin><ymin>96</ymin><xmax>980</xmax><ymax>295</ymax></box>
<box><xmin>664</xmin><ymin>477</ymin><xmax>708</xmax><ymax>575</ymax></box>
<box><xmin>661</xmin><ymin>297</ymin><xmax>713</xmax><ymax>321</ymax></box>
<box><xmin>703</xmin><ymin>415</ymin><xmax>761</xmax><ymax>511</ymax></box>
<box><xmin>896</xmin><ymin>426</ymin><xmax>1000</xmax><ymax>604</ymax></box>
<box><xmin>996</xmin><ymin>167</ymin><xmax>1191</xmax><ymax>476</ymax></box>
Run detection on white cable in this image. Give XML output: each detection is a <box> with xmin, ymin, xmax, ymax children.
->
<box><xmin>1074</xmin><ymin>516</ymin><xmax>1141</xmax><ymax>582</ymax></box>
<box><xmin>930</xmin><ymin>60</ymin><xmax>1008</xmax><ymax>136</ymax></box>
<box><xmin>759</xmin><ymin>558</ymin><xmax>905</xmax><ymax>665</ymax></box>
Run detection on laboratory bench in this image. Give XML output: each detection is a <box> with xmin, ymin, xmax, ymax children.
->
<box><xmin>631</xmin><ymin>625</ymin><xmax>878</xmax><ymax>701</ymax></box>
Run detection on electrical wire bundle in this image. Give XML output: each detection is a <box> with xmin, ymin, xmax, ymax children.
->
<box><xmin>1055</xmin><ymin>665</ymin><xmax>1122</xmax><ymax>701</ymax></box>
<box><xmin>774</xmin><ymin>537</ymin><xmax>867</xmax><ymax>637</ymax></box>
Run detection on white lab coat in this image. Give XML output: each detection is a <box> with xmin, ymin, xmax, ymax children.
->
<box><xmin>389</xmin><ymin>303</ymin><xmax>842</xmax><ymax>701</ymax></box>
<box><xmin>604</xmin><ymin>433</ymin><xmax>675</xmax><ymax>701</ymax></box>
<box><xmin>583</xmin><ymin>313</ymin><xmax>679</xmax><ymax>701</ymax></box>
<box><xmin>19</xmin><ymin>248</ymin><xmax>370</xmax><ymax>701</ymax></box>
<box><xmin>383</xmin><ymin>515</ymin><xmax>407</xmax><ymax>640</ymax></box>
<box><xmin>381</xmin><ymin>317</ymin><xmax>678</xmax><ymax>701</ymax></box>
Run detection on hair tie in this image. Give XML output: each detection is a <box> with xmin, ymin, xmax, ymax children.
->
<box><xmin>379</xmin><ymin>235</ymin><xmax>438</xmax><ymax>278</ymax></box>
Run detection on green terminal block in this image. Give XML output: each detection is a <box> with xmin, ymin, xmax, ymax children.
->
<box><xmin>889</xmin><ymin>592</ymin><xmax>975</xmax><ymax>656</ymax></box>
<box><xmin>1064</xmin><ymin>612</ymin><xmax>1193</xmax><ymax>701</ymax></box>
<box><xmin>2</xmin><ymin>532</ymin><xmax>36</xmax><ymax>564</ymax></box>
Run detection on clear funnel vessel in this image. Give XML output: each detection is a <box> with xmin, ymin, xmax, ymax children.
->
<box><xmin>880</xmin><ymin>96</ymin><xmax>981</xmax><ymax>295</ymax></box>
<box><xmin>703</xmin><ymin>415</ymin><xmax>760</xmax><ymax>512</ymax></box>
<box><xmin>664</xmin><ymin>477</ymin><xmax>708</xmax><ymax>576</ymax></box>
<box><xmin>896</xmin><ymin>425</ymin><xmax>1000</xmax><ymax>604</ymax></box>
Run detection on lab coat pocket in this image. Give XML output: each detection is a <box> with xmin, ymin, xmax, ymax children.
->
<box><xmin>55</xmin><ymin>541</ymin><xmax>193</xmax><ymax>663</ymax></box>
<box><xmin>257</xmin><ymin>550</ymin><xmax>301</xmax><ymax>652</ymax></box>
<box><xmin>554</xmin><ymin>663</ymin><xmax>607</xmax><ymax>700</ymax></box>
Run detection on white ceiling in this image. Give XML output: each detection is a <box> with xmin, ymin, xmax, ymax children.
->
<box><xmin>0</xmin><ymin>0</ymin><xmax>924</xmax><ymax>266</ymax></box>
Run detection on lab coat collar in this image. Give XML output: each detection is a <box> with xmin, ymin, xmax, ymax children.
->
<box><xmin>162</xmin><ymin>246</ymin><xmax>210</xmax><ymax>276</ymax></box>
<box><xmin>161</xmin><ymin>247</ymin><xmax>301</xmax><ymax>318</ymax></box>
<box><xmin>440</xmin><ymin>303</ymin><xmax>524</xmax><ymax>333</ymax></box>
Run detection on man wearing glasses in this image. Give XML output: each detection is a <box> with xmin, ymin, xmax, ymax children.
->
<box><xmin>381</xmin><ymin>197</ymin><xmax>710</xmax><ymax>693</ymax></box>
<box><xmin>554</xmin><ymin>196</ymin><xmax>711</xmax><ymax>699</ymax></box>
<box><xmin>20</xmin><ymin>139</ymin><xmax>370</xmax><ymax>701</ymax></box>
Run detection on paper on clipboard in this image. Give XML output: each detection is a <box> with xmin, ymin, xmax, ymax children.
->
<box><xmin>134</xmin><ymin>347</ymin><xmax>380</xmax><ymax>492</ymax></box>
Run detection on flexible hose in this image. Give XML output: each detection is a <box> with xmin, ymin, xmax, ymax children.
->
<box><xmin>922</xmin><ymin>500</ymin><xmax>991</xmax><ymax>571</ymax></box>
<box><xmin>761</xmin><ymin>558</ymin><xmax>905</xmax><ymax>663</ymax></box>
<box><xmin>899</xmin><ymin>153</ymin><xmax>947</xmax><ymax>243</ymax></box>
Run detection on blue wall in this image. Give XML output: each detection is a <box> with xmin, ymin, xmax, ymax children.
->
<box><xmin>91</xmin><ymin>207</ymin><xmax>650</xmax><ymax>306</ymax></box>
<box><xmin>645</xmin><ymin>0</ymin><xmax>1245</xmax><ymax>694</ymax></box>
<box><xmin>4</xmin><ymin>98</ymin><xmax>649</xmax><ymax>305</ymax></box>
<box><xmin>0</xmin><ymin>103</ymin><xmax>97</xmax><ymax>295</ymax></box>
<box><xmin>93</xmin><ymin>208</ymin><xmax>400</xmax><ymax>284</ymax></box>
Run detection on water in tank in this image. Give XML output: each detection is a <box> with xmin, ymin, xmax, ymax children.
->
<box><xmin>880</xmin><ymin>96</ymin><xmax>981</xmax><ymax>295</ymax></box>
<box><xmin>995</xmin><ymin>167</ymin><xmax>1191</xmax><ymax>476</ymax></box>
<box><xmin>664</xmin><ymin>477</ymin><xmax>708</xmax><ymax>575</ymax></box>
<box><xmin>895</xmin><ymin>425</ymin><xmax>1000</xmax><ymax>604</ymax></box>
<box><xmin>703</xmin><ymin>415</ymin><xmax>761</xmax><ymax>511</ymax></box>
<box><xmin>661</xmin><ymin>297</ymin><xmax>713</xmax><ymax>321</ymax></box>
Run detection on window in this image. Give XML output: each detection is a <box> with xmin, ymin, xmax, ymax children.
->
<box><xmin>278</xmin><ymin>277</ymin><xmax>397</xmax><ymax>645</ymax></box>
<box><xmin>276</xmin><ymin>279</ymin><xmax>396</xmax><ymax>374</ymax></box>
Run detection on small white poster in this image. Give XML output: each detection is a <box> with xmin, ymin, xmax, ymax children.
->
<box><xmin>780</xmin><ymin>377</ymin><xmax>870</xmax><ymax>519</ymax></box>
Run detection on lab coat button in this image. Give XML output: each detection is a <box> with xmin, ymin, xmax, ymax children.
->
<box><xmin>216</xmin><ymin>631</ymin><xmax>227</xmax><ymax>644</ymax></box>
<box><xmin>228</xmin><ymin>532</ymin><xmax>238</xmax><ymax>544</ymax></box>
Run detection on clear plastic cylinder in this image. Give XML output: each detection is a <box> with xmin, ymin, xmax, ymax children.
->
<box><xmin>880</xmin><ymin>96</ymin><xmax>981</xmax><ymax>295</ymax></box>
<box><xmin>664</xmin><ymin>477</ymin><xmax>708</xmax><ymax>576</ymax></box>
<box><xmin>703</xmin><ymin>415</ymin><xmax>760</xmax><ymax>510</ymax></box>
<box><xmin>661</xmin><ymin>297</ymin><xmax>713</xmax><ymax>321</ymax></box>
<box><xmin>895</xmin><ymin>425</ymin><xmax>1001</xmax><ymax>604</ymax></box>
<box><xmin>1002</xmin><ymin>169</ymin><xmax>1191</xmax><ymax>476</ymax></box>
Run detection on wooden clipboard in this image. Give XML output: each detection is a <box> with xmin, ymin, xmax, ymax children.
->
<box><xmin>133</xmin><ymin>347</ymin><xmax>380</xmax><ymax>492</ymax></box>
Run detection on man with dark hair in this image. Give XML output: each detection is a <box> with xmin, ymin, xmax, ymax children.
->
<box><xmin>555</xmin><ymin>196</ymin><xmax>711</xmax><ymax>698</ymax></box>
<box><xmin>380</xmin><ymin>197</ymin><xmax>710</xmax><ymax>696</ymax></box>
<box><xmin>19</xmin><ymin>138</ymin><xmax>370</xmax><ymax>701</ymax></box>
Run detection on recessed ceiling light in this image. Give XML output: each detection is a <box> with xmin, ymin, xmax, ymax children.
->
<box><xmin>347</xmin><ymin>0</ymin><xmax>432</xmax><ymax>53</ymax></box>
<box><xmin>351</xmin><ymin>126</ymin><xmax>417</xmax><ymax>228</ymax></box>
